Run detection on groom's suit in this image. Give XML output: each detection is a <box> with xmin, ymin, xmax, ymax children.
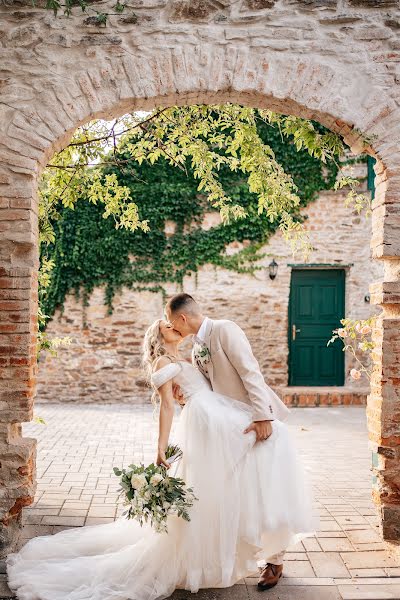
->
<box><xmin>192</xmin><ymin>318</ymin><xmax>290</xmax><ymax>423</ymax></box>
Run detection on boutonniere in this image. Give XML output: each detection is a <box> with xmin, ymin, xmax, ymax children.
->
<box><xmin>193</xmin><ymin>342</ymin><xmax>211</xmax><ymax>370</ymax></box>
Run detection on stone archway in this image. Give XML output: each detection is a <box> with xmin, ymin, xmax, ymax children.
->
<box><xmin>1</xmin><ymin>2</ymin><xmax>400</xmax><ymax>555</ymax></box>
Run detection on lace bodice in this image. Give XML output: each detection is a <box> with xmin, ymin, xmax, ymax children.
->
<box><xmin>151</xmin><ymin>360</ymin><xmax>211</xmax><ymax>399</ymax></box>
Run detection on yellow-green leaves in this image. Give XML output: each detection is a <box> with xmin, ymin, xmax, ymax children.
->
<box><xmin>260</xmin><ymin>111</ymin><xmax>345</xmax><ymax>163</ymax></box>
<box><xmin>334</xmin><ymin>175</ymin><xmax>372</xmax><ymax>217</ymax></box>
<box><xmin>40</xmin><ymin>104</ymin><xmax>350</xmax><ymax>253</ymax></box>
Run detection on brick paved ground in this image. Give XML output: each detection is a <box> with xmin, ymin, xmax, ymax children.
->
<box><xmin>1</xmin><ymin>405</ymin><xmax>400</xmax><ymax>600</ymax></box>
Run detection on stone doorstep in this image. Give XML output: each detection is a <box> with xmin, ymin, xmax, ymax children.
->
<box><xmin>278</xmin><ymin>387</ymin><xmax>369</xmax><ymax>407</ymax></box>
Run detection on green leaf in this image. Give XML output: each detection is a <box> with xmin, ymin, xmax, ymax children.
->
<box><xmin>46</xmin><ymin>0</ymin><xmax>61</xmax><ymax>16</ymax></box>
<box><xmin>95</xmin><ymin>12</ymin><xmax>108</xmax><ymax>26</ymax></box>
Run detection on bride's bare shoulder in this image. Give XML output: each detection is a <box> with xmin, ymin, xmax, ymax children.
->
<box><xmin>153</xmin><ymin>356</ymin><xmax>173</xmax><ymax>372</ymax></box>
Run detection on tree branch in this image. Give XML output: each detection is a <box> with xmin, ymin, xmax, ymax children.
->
<box><xmin>62</xmin><ymin>107</ymin><xmax>170</xmax><ymax>150</ymax></box>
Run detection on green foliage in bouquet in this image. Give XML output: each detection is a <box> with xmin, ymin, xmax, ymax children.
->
<box><xmin>113</xmin><ymin>445</ymin><xmax>196</xmax><ymax>533</ymax></box>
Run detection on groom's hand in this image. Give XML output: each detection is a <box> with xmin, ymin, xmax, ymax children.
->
<box><xmin>172</xmin><ymin>383</ymin><xmax>185</xmax><ymax>406</ymax></box>
<box><xmin>243</xmin><ymin>420</ymin><xmax>273</xmax><ymax>442</ymax></box>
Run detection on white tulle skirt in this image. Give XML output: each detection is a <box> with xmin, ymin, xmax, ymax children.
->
<box><xmin>6</xmin><ymin>391</ymin><xmax>318</xmax><ymax>600</ymax></box>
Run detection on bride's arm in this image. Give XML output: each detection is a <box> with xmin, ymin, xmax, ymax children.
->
<box><xmin>154</xmin><ymin>357</ymin><xmax>176</xmax><ymax>469</ymax></box>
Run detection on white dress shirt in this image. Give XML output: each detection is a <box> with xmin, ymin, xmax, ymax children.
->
<box><xmin>194</xmin><ymin>317</ymin><xmax>210</xmax><ymax>344</ymax></box>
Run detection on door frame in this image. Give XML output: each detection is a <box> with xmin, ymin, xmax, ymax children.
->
<box><xmin>287</xmin><ymin>265</ymin><xmax>348</xmax><ymax>387</ymax></box>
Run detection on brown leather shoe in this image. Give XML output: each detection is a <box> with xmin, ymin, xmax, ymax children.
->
<box><xmin>257</xmin><ymin>563</ymin><xmax>283</xmax><ymax>590</ymax></box>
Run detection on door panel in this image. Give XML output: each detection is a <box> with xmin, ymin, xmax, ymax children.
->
<box><xmin>289</xmin><ymin>269</ymin><xmax>345</xmax><ymax>386</ymax></box>
<box><xmin>297</xmin><ymin>285</ymin><xmax>313</xmax><ymax>317</ymax></box>
<box><xmin>296</xmin><ymin>344</ymin><xmax>314</xmax><ymax>379</ymax></box>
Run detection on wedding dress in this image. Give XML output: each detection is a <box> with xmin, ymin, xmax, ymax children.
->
<box><xmin>6</xmin><ymin>360</ymin><xmax>318</xmax><ymax>600</ymax></box>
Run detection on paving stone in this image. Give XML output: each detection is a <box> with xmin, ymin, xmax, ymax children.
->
<box><xmin>36</xmin><ymin>493</ymin><xmax>68</xmax><ymax>501</ymax></box>
<box><xmin>41</xmin><ymin>515</ymin><xmax>85</xmax><ymax>527</ymax></box>
<box><xmin>171</xmin><ymin>585</ymin><xmax>249</xmax><ymax>600</ymax></box>
<box><xmin>340</xmin><ymin>551</ymin><xmax>400</xmax><ymax>570</ymax></box>
<box><xmin>59</xmin><ymin>508</ymin><xmax>88</xmax><ymax>517</ymax></box>
<box><xmin>317</xmin><ymin>532</ymin><xmax>348</xmax><ymax>538</ymax></box>
<box><xmin>350</xmin><ymin>568</ymin><xmax>387</xmax><ymax>578</ymax></box>
<box><xmin>285</xmin><ymin>552</ymin><xmax>308</xmax><ymax>560</ymax></box>
<box><xmin>20</xmin><ymin>524</ymin><xmax>53</xmax><ymax>538</ymax></box>
<box><xmin>25</xmin><ymin>508</ymin><xmax>60</xmax><ymax>516</ymax></box>
<box><xmin>23</xmin><ymin>513</ymin><xmax>44</xmax><ymax>525</ymax></box>
<box><xmin>319</xmin><ymin>538</ymin><xmax>354</xmax><ymax>552</ymax></box>
<box><xmin>287</xmin><ymin>541</ymin><xmax>306</xmax><ymax>552</ymax></box>
<box><xmin>0</xmin><ymin>576</ymin><xmax>14</xmax><ymax>599</ymax></box>
<box><xmin>52</xmin><ymin>525</ymin><xmax>79</xmax><ymax>533</ymax></box>
<box><xmin>308</xmin><ymin>552</ymin><xmax>350</xmax><ymax>578</ymax></box>
<box><xmin>245</xmin><ymin>584</ymin><xmax>342</xmax><ymax>599</ymax></box>
<box><xmin>303</xmin><ymin>538</ymin><xmax>322</xmax><ymax>551</ymax></box>
<box><xmin>34</xmin><ymin>498</ymin><xmax>65</xmax><ymax>507</ymax></box>
<box><xmin>352</xmin><ymin>542</ymin><xmax>387</xmax><ymax>551</ymax></box>
<box><xmin>317</xmin><ymin>522</ymin><xmax>343</xmax><ymax>532</ymax></box>
<box><xmin>63</xmin><ymin>501</ymin><xmax>91</xmax><ymax>509</ymax></box>
<box><xmin>85</xmin><ymin>517</ymin><xmax>116</xmax><ymax>525</ymax></box>
<box><xmin>343</xmin><ymin>524</ymin><xmax>376</xmax><ymax>531</ymax></box>
<box><xmin>337</xmin><ymin>578</ymin><xmax>400</xmax><ymax>586</ymax></box>
<box><xmin>337</xmin><ymin>583</ymin><xmax>400</xmax><ymax>599</ymax></box>
<box><xmin>274</xmin><ymin>578</ymin><xmax>335</xmax><ymax>586</ymax></box>
<box><xmin>282</xmin><ymin>561</ymin><xmax>316</xmax><ymax>578</ymax></box>
<box><xmin>346</xmin><ymin>530</ymin><xmax>383</xmax><ymax>544</ymax></box>
<box><xmin>87</xmin><ymin>506</ymin><xmax>116</xmax><ymax>518</ymax></box>
<box><xmin>365</xmin><ymin>514</ymin><xmax>380</xmax><ymax>523</ymax></box>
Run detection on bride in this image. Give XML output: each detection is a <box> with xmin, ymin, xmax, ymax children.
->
<box><xmin>6</xmin><ymin>319</ymin><xmax>318</xmax><ymax>600</ymax></box>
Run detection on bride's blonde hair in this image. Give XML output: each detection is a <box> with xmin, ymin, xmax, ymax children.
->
<box><xmin>142</xmin><ymin>319</ymin><xmax>176</xmax><ymax>405</ymax></box>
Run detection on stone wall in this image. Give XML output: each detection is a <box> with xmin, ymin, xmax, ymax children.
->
<box><xmin>37</xmin><ymin>179</ymin><xmax>383</xmax><ymax>404</ymax></box>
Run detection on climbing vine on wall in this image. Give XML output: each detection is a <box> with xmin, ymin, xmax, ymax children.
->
<box><xmin>36</xmin><ymin>0</ymin><xmax>132</xmax><ymax>26</ymax></box>
<box><xmin>41</xmin><ymin>118</ymin><xmax>340</xmax><ymax>322</ymax></box>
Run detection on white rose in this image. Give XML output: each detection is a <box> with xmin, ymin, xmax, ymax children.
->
<box><xmin>361</xmin><ymin>325</ymin><xmax>372</xmax><ymax>335</ymax></box>
<box><xmin>350</xmin><ymin>368</ymin><xmax>362</xmax><ymax>380</ymax></box>
<box><xmin>131</xmin><ymin>472</ymin><xmax>147</xmax><ymax>490</ymax></box>
<box><xmin>141</xmin><ymin>489</ymin><xmax>152</xmax><ymax>501</ymax></box>
<box><xmin>150</xmin><ymin>473</ymin><xmax>163</xmax><ymax>486</ymax></box>
<box><xmin>337</xmin><ymin>328</ymin><xmax>346</xmax><ymax>338</ymax></box>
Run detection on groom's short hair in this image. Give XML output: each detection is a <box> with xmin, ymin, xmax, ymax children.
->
<box><xmin>166</xmin><ymin>293</ymin><xmax>199</xmax><ymax>315</ymax></box>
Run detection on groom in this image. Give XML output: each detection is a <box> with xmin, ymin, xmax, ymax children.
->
<box><xmin>165</xmin><ymin>292</ymin><xmax>290</xmax><ymax>590</ymax></box>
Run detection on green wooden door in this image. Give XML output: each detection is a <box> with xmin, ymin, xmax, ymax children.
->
<box><xmin>367</xmin><ymin>155</ymin><xmax>376</xmax><ymax>200</ymax></box>
<box><xmin>289</xmin><ymin>269</ymin><xmax>345</xmax><ymax>386</ymax></box>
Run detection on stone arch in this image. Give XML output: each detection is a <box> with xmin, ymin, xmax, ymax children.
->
<box><xmin>1</xmin><ymin>2</ymin><xmax>400</xmax><ymax>555</ymax></box>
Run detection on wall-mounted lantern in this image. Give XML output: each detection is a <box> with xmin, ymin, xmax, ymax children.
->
<box><xmin>268</xmin><ymin>259</ymin><xmax>278</xmax><ymax>280</ymax></box>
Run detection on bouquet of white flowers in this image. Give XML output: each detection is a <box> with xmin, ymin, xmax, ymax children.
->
<box><xmin>113</xmin><ymin>445</ymin><xmax>197</xmax><ymax>533</ymax></box>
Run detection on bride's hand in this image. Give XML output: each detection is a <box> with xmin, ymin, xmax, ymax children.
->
<box><xmin>156</xmin><ymin>449</ymin><xmax>171</xmax><ymax>469</ymax></box>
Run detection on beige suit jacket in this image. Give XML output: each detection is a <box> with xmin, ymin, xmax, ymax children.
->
<box><xmin>192</xmin><ymin>318</ymin><xmax>290</xmax><ymax>422</ymax></box>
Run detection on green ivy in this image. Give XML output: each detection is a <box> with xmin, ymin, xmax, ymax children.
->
<box><xmin>40</xmin><ymin>119</ymin><xmax>339</xmax><ymax>323</ymax></box>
